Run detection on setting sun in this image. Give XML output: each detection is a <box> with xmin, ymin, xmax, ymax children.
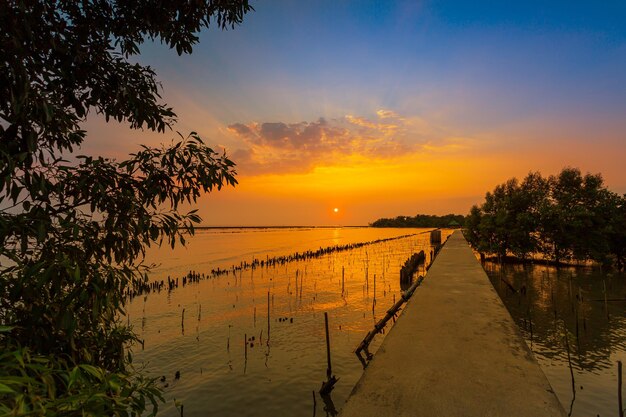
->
<box><xmin>333</xmin><ymin>207</ymin><xmax>339</xmax><ymax>213</ymax></box>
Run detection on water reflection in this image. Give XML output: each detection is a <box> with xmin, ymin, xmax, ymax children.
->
<box><xmin>485</xmin><ymin>262</ymin><xmax>626</xmax><ymax>417</ymax></box>
<box><xmin>127</xmin><ymin>227</ymin><xmax>449</xmax><ymax>417</ymax></box>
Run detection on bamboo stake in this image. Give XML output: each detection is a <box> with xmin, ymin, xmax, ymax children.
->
<box><xmin>373</xmin><ymin>273</ymin><xmax>376</xmax><ymax>300</ymax></box>
<box><xmin>619</xmin><ymin>360</ymin><xmax>624</xmax><ymax>417</ymax></box>
<box><xmin>320</xmin><ymin>312</ymin><xmax>339</xmax><ymax>395</ymax></box>
<box><xmin>267</xmin><ymin>291</ymin><xmax>271</xmax><ymax>344</ymax></box>
<box><xmin>563</xmin><ymin>325</ymin><xmax>575</xmax><ymax>399</ymax></box>
<box><xmin>324</xmin><ymin>312</ymin><xmax>331</xmax><ymax>380</ymax></box>
<box><xmin>604</xmin><ymin>279</ymin><xmax>610</xmax><ymax>321</ymax></box>
<box><xmin>341</xmin><ymin>267</ymin><xmax>345</xmax><ymax>296</ymax></box>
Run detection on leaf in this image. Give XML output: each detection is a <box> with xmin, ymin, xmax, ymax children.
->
<box><xmin>0</xmin><ymin>383</ymin><xmax>16</xmax><ymax>394</ymax></box>
<box><xmin>68</xmin><ymin>367</ymin><xmax>80</xmax><ymax>389</ymax></box>
<box><xmin>79</xmin><ymin>365</ymin><xmax>104</xmax><ymax>381</ymax></box>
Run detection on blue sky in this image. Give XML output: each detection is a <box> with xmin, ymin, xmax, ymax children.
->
<box><xmin>88</xmin><ymin>0</ymin><xmax>626</xmax><ymax>225</ymax></box>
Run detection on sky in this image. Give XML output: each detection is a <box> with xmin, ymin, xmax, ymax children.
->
<box><xmin>86</xmin><ymin>0</ymin><xmax>626</xmax><ymax>226</ymax></box>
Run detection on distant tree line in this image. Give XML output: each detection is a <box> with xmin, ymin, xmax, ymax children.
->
<box><xmin>371</xmin><ymin>213</ymin><xmax>466</xmax><ymax>228</ymax></box>
<box><xmin>465</xmin><ymin>168</ymin><xmax>626</xmax><ymax>269</ymax></box>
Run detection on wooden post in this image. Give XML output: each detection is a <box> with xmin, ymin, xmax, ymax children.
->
<box><xmin>181</xmin><ymin>308</ymin><xmax>185</xmax><ymax>335</ymax></box>
<box><xmin>604</xmin><ymin>280</ymin><xmax>610</xmax><ymax>321</ymax></box>
<box><xmin>267</xmin><ymin>291</ymin><xmax>271</xmax><ymax>344</ymax></box>
<box><xmin>619</xmin><ymin>360</ymin><xmax>624</xmax><ymax>417</ymax></box>
<box><xmin>324</xmin><ymin>312</ymin><xmax>332</xmax><ymax>380</ymax></box>
<box><xmin>373</xmin><ymin>273</ymin><xmax>376</xmax><ymax>301</ymax></box>
<box><xmin>320</xmin><ymin>312</ymin><xmax>339</xmax><ymax>395</ymax></box>
<box><xmin>563</xmin><ymin>326</ymin><xmax>575</xmax><ymax>399</ymax></box>
<box><xmin>341</xmin><ymin>267</ymin><xmax>345</xmax><ymax>296</ymax></box>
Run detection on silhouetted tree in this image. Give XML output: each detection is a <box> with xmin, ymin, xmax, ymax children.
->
<box><xmin>542</xmin><ymin>168</ymin><xmax>612</xmax><ymax>264</ymax></box>
<box><xmin>467</xmin><ymin>168</ymin><xmax>622</xmax><ymax>267</ymax></box>
<box><xmin>1</xmin><ymin>1</ymin><xmax>252</xmax><ymax>415</ymax></box>
<box><xmin>464</xmin><ymin>205</ymin><xmax>482</xmax><ymax>249</ymax></box>
<box><xmin>607</xmin><ymin>194</ymin><xmax>626</xmax><ymax>269</ymax></box>
<box><xmin>370</xmin><ymin>213</ymin><xmax>466</xmax><ymax>228</ymax></box>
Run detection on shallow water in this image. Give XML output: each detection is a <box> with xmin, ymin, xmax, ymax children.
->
<box><xmin>484</xmin><ymin>262</ymin><xmax>626</xmax><ymax>417</ymax></box>
<box><xmin>127</xmin><ymin>227</ymin><xmax>448</xmax><ymax>416</ymax></box>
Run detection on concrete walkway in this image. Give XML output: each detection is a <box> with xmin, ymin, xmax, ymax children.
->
<box><xmin>340</xmin><ymin>231</ymin><xmax>566</xmax><ymax>417</ymax></box>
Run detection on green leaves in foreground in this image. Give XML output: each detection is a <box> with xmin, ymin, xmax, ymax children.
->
<box><xmin>1</xmin><ymin>133</ymin><xmax>237</xmax><ymax>415</ymax></box>
<box><xmin>1</xmin><ymin>1</ymin><xmax>251</xmax><ymax>414</ymax></box>
<box><xmin>0</xmin><ymin>347</ymin><xmax>163</xmax><ymax>416</ymax></box>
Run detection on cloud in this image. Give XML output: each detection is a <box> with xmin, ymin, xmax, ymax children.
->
<box><xmin>228</xmin><ymin>123</ymin><xmax>256</xmax><ymax>138</ymax></box>
<box><xmin>226</xmin><ymin>109</ymin><xmax>472</xmax><ymax>175</ymax></box>
<box><xmin>376</xmin><ymin>109</ymin><xmax>401</xmax><ymax>119</ymax></box>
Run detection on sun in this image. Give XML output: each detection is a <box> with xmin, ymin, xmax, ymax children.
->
<box><xmin>333</xmin><ymin>207</ymin><xmax>339</xmax><ymax>213</ymax></box>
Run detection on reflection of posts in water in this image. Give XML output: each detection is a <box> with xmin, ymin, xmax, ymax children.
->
<box><xmin>489</xmin><ymin>262</ymin><xmax>626</xmax><ymax>378</ymax></box>
<box><xmin>355</xmin><ymin>350</ymin><xmax>368</xmax><ymax>369</ymax></box>
<box><xmin>562</xmin><ymin>321</ymin><xmax>576</xmax><ymax>416</ymax></box>
<box><xmin>321</xmin><ymin>391</ymin><xmax>338</xmax><ymax>417</ymax></box>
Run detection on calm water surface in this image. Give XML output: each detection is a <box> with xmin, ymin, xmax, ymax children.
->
<box><xmin>127</xmin><ymin>227</ymin><xmax>448</xmax><ymax>416</ymax></box>
<box><xmin>485</xmin><ymin>262</ymin><xmax>626</xmax><ymax>417</ymax></box>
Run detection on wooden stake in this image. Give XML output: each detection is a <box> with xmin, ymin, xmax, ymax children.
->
<box><xmin>373</xmin><ymin>273</ymin><xmax>376</xmax><ymax>301</ymax></box>
<box><xmin>563</xmin><ymin>325</ymin><xmax>575</xmax><ymax>398</ymax></box>
<box><xmin>341</xmin><ymin>267</ymin><xmax>345</xmax><ymax>296</ymax></box>
<box><xmin>267</xmin><ymin>291</ymin><xmax>271</xmax><ymax>344</ymax></box>
<box><xmin>324</xmin><ymin>312</ymin><xmax>332</xmax><ymax>380</ymax></box>
<box><xmin>604</xmin><ymin>280</ymin><xmax>610</xmax><ymax>321</ymax></box>
<box><xmin>619</xmin><ymin>360</ymin><xmax>624</xmax><ymax>417</ymax></box>
<box><xmin>320</xmin><ymin>312</ymin><xmax>339</xmax><ymax>395</ymax></box>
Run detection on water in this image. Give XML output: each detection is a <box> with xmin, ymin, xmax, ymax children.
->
<box><xmin>484</xmin><ymin>262</ymin><xmax>626</xmax><ymax>417</ymax></box>
<box><xmin>127</xmin><ymin>227</ymin><xmax>447</xmax><ymax>416</ymax></box>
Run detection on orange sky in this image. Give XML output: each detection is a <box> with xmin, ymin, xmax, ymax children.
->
<box><xmin>86</xmin><ymin>107</ymin><xmax>626</xmax><ymax>226</ymax></box>
<box><xmin>85</xmin><ymin>2</ymin><xmax>626</xmax><ymax>226</ymax></box>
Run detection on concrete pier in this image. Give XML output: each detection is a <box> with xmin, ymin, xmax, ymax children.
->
<box><xmin>340</xmin><ymin>231</ymin><xmax>566</xmax><ymax>417</ymax></box>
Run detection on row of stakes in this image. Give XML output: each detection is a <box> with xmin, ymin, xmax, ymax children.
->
<box><xmin>160</xmin><ymin>245</ymin><xmax>442</xmax><ymax>417</ymax></box>
<box><xmin>125</xmin><ymin>233</ymin><xmax>421</xmax><ymax>300</ymax></box>
<box><xmin>153</xmin><ymin>236</ymin><xmax>442</xmax><ymax>416</ymax></box>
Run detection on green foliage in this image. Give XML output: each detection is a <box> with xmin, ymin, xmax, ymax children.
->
<box><xmin>0</xmin><ymin>346</ymin><xmax>163</xmax><ymax>416</ymax></box>
<box><xmin>1</xmin><ymin>0</ymin><xmax>251</xmax><ymax>415</ymax></box>
<box><xmin>466</xmin><ymin>168</ymin><xmax>625</xmax><ymax>267</ymax></box>
<box><xmin>474</xmin><ymin>174</ymin><xmax>549</xmax><ymax>260</ymax></box>
<box><xmin>370</xmin><ymin>213</ymin><xmax>466</xmax><ymax>228</ymax></box>
<box><xmin>541</xmin><ymin>168</ymin><xmax>614</xmax><ymax>263</ymax></box>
